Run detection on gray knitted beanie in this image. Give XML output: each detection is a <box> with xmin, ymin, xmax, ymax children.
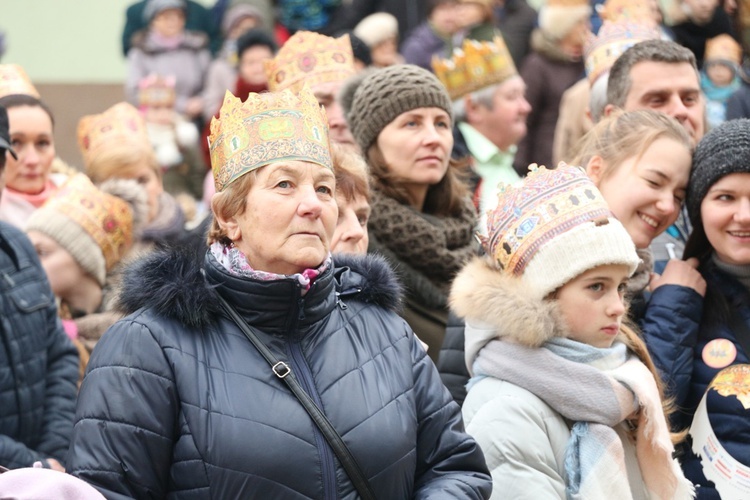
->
<box><xmin>687</xmin><ymin>118</ymin><xmax>750</xmax><ymax>225</ymax></box>
<box><xmin>347</xmin><ymin>64</ymin><xmax>453</xmax><ymax>153</ymax></box>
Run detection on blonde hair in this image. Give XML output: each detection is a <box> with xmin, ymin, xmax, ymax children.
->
<box><xmin>207</xmin><ymin>170</ymin><xmax>258</xmax><ymax>246</ymax></box>
<box><xmin>571</xmin><ymin>110</ymin><xmax>692</xmax><ymax>183</ymax></box>
<box><xmin>86</xmin><ymin>140</ymin><xmax>160</xmax><ymax>184</ymax></box>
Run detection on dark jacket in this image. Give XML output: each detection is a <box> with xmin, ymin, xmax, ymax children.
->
<box><xmin>726</xmin><ymin>82</ymin><xmax>750</xmax><ymax>120</ymax></box>
<box><xmin>67</xmin><ymin>246</ymin><xmax>492</xmax><ymax>499</ymax></box>
<box><xmin>401</xmin><ymin>22</ymin><xmax>453</xmax><ymax>71</ymax></box>
<box><xmin>495</xmin><ymin>0</ymin><xmax>537</xmax><ymax>69</ymax></box>
<box><xmin>0</xmin><ymin>222</ymin><xmax>78</xmax><ymax>469</ymax></box>
<box><xmin>643</xmin><ymin>262</ymin><xmax>749</xmax><ymax>499</ymax></box>
<box><xmin>672</xmin><ymin>9</ymin><xmax>734</xmax><ymax>68</ymax></box>
<box><xmin>514</xmin><ymin>30</ymin><xmax>584</xmax><ymax>176</ymax></box>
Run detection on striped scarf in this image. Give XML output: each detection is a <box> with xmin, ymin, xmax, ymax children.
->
<box><xmin>474</xmin><ymin>338</ymin><xmax>694</xmax><ymax>499</ymax></box>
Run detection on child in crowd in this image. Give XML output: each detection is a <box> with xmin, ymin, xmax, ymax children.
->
<box><xmin>353</xmin><ymin>12</ymin><xmax>403</xmax><ymax>68</ymax></box>
<box><xmin>455</xmin><ymin>163</ymin><xmax>694</xmax><ymax>499</ymax></box>
<box><xmin>701</xmin><ymin>34</ymin><xmax>742</xmax><ymax>130</ymax></box>
<box><xmin>647</xmin><ymin>119</ymin><xmax>750</xmax><ymax>498</ymax></box>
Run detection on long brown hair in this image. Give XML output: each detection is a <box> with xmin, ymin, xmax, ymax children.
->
<box><xmin>366</xmin><ymin>144</ymin><xmax>469</xmax><ymax>217</ymax></box>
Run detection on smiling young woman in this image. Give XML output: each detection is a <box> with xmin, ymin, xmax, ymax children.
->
<box><xmin>647</xmin><ymin>119</ymin><xmax>750</xmax><ymax>497</ymax></box>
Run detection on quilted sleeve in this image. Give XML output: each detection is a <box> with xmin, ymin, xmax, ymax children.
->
<box><xmin>67</xmin><ymin>315</ymin><xmax>178</xmax><ymax>498</ymax></box>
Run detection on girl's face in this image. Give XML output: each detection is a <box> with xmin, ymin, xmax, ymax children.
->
<box><xmin>5</xmin><ymin>105</ymin><xmax>55</xmax><ymax>195</ymax></box>
<box><xmin>587</xmin><ymin>136</ymin><xmax>691</xmax><ymax>249</ymax></box>
<box><xmin>371</xmin><ymin>37</ymin><xmax>399</xmax><ymax>67</ymax></box>
<box><xmin>27</xmin><ymin>230</ymin><xmax>87</xmax><ymax>299</ymax></box>
<box><xmin>239</xmin><ymin>45</ymin><xmax>274</xmax><ymax>86</ymax></box>
<box><xmin>151</xmin><ymin>8</ymin><xmax>186</xmax><ymax>38</ymax></box>
<box><xmin>376</xmin><ymin>106</ymin><xmax>453</xmax><ymax>191</ymax></box>
<box><xmin>701</xmin><ymin>172</ymin><xmax>750</xmax><ymax>266</ymax></box>
<box><xmin>555</xmin><ymin>264</ymin><xmax>630</xmax><ymax>349</ymax></box>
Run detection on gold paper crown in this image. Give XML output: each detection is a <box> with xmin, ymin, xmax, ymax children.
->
<box><xmin>0</xmin><ymin>64</ymin><xmax>40</xmax><ymax>99</ymax></box>
<box><xmin>705</xmin><ymin>34</ymin><xmax>742</xmax><ymax>66</ymax></box>
<box><xmin>265</xmin><ymin>31</ymin><xmax>356</xmax><ymax>93</ymax></box>
<box><xmin>137</xmin><ymin>74</ymin><xmax>177</xmax><ymax>107</ymax></box>
<box><xmin>42</xmin><ymin>174</ymin><xmax>134</xmax><ymax>273</ymax></box>
<box><xmin>209</xmin><ymin>87</ymin><xmax>332</xmax><ymax>192</ymax></box>
<box><xmin>482</xmin><ymin>163</ymin><xmax>612</xmax><ymax>274</ymax></box>
<box><xmin>77</xmin><ymin>102</ymin><xmax>150</xmax><ymax>168</ymax></box>
<box><xmin>432</xmin><ymin>36</ymin><xmax>518</xmax><ymax>101</ymax></box>
<box><xmin>584</xmin><ymin>21</ymin><xmax>660</xmax><ymax>84</ymax></box>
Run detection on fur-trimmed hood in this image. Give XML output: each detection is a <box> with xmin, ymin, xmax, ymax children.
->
<box><xmin>450</xmin><ymin>257</ymin><xmax>569</xmax><ymax>372</ymax></box>
<box><xmin>117</xmin><ymin>244</ymin><xmax>403</xmax><ymax>329</ymax></box>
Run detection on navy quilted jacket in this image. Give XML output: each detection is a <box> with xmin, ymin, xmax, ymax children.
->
<box><xmin>68</xmin><ymin>247</ymin><xmax>491</xmax><ymax>499</ymax></box>
<box><xmin>0</xmin><ymin>222</ymin><xmax>78</xmax><ymax>469</ymax></box>
<box><xmin>643</xmin><ymin>262</ymin><xmax>750</xmax><ymax>499</ymax></box>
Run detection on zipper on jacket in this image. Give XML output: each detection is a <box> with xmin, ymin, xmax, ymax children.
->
<box><xmin>288</xmin><ymin>284</ymin><xmax>338</xmax><ymax>500</ymax></box>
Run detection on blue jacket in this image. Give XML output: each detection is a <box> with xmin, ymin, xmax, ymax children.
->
<box><xmin>0</xmin><ymin>222</ymin><xmax>78</xmax><ymax>469</ymax></box>
<box><xmin>68</xmin><ymin>247</ymin><xmax>492</xmax><ymax>499</ymax></box>
<box><xmin>643</xmin><ymin>262</ymin><xmax>750</xmax><ymax>499</ymax></box>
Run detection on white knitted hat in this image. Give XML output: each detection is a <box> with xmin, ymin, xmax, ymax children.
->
<box><xmin>353</xmin><ymin>12</ymin><xmax>399</xmax><ymax>48</ymax></box>
<box><xmin>481</xmin><ymin>163</ymin><xmax>640</xmax><ymax>297</ymax></box>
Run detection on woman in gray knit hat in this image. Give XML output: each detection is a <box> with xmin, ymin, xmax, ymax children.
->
<box><xmin>645</xmin><ymin>118</ymin><xmax>750</xmax><ymax>498</ymax></box>
<box><xmin>347</xmin><ymin>63</ymin><xmax>478</xmax><ymax>361</ymax></box>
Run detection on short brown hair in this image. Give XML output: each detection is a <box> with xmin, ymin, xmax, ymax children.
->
<box><xmin>606</xmin><ymin>40</ymin><xmax>698</xmax><ymax>109</ymax></box>
<box><xmin>207</xmin><ymin>170</ymin><xmax>258</xmax><ymax>246</ymax></box>
<box><xmin>86</xmin><ymin>140</ymin><xmax>160</xmax><ymax>184</ymax></box>
<box><xmin>331</xmin><ymin>144</ymin><xmax>369</xmax><ymax>202</ymax></box>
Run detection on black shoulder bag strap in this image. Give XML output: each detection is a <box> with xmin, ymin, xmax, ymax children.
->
<box><xmin>216</xmin><ymin>294</ymin><xmax>377</xmax><ymax>500</ymax></box>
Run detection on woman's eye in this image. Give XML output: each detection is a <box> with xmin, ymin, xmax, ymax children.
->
<box><xmin>588</xmin><ymin>283</ymin><xmax>603</xmax><ymax>292</ymax></box>
<box><xmin>436</xmin><ymin>120</ymin><xmax>450</xmax><ymax>129</ymax></box>
<box><xmin>316</xmin><ymin>185</ymin><xmax>333</xmax><ymax>195</ymax></box>
<box><xmin>617</xmin><ymin>283</ymin><xmax>628</xmax><ymax>294</ymax></box>
<box><xmin>36</xmin><ymin>140</ymin><xmax>51</xmax><ymax>149</ymax></box>
<box><xmin>276</xmin><ymin>180</ymin><xmax>291</xmax><ymax>189</ymax></box>
<box><xmin>358</xmin><ymin>215</ymin><xmax>369</xmax><ymax>226</ymax></box>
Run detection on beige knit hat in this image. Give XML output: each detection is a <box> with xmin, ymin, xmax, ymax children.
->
<box><xmin>347</xmin><ymin>64</ymin><xmax>454</xmax><ymax>153</ymax></box>
<box><xmin>539</xmin><ymin>0</ymin><xmax>592</xmax><ymax>41</ymax></box>
<box><xmin>353</xmin><ymin>12</ymin><xmax>399</xmax><ymax>48</ymax></box>
<box><xmin>26</xmin><ymin>175</ymin><xmax>149</xmax><ymax>286</ymax></box>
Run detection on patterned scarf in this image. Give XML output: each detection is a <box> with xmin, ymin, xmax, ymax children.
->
<box><xmin>367</xmin><ymin>189</ymin><xmax>477</xmax><ymax>296</ymax></box>
<box><xmin>210</xmin><ymin>242</ymin><xmax>330</xmax><ymax>295</ymax></box>
<box><xmin>474</xmin><ymin>338</ymin><xmax>694</xmax><ymax>500</ymax></box>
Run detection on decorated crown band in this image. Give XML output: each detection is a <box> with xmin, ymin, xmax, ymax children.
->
<box><xmin>208</xmin><ymin>87</ymin><xmax>332</xmax><ymax>192</ymax></box>
<box><xmin>265</xmin><ymin>31</ymin><xmax>356</xmax><ymax>93</ymax></box>
<box><xmin>596</xmin><ymin>0</ymin><xmax>653</xmax><ymax>23</ymax></box>
<box><xmin>482</xmin><ymin>163</ymin><xmax>613</xmax><ymax>275</ymax></box>
<box><xmin>77</xmin><ymin>102</ymin><xmax>150</xmax><ymax>167</ymax></box>
<box><xmin>0</xmin><ymin>64</ymin><xmax>40</xmax><ymax>99</ymax></box>
<box><xmin>432</xmin><ymin>36</ymin><xmax>517</xmax><ymax>101</ymax></box>
<box><xmin>584</xmin><ymin>21</ymin><xmax>660</xmax><ymax>84</ymax></box>
<box><xmin>43</xmin><ymin>174</ymin><xmax>134</xmax><ymax>273</ymax></box>
<box><xmin>705</xmin><ymin>34</ymin><xmax>742</xmax><ymax>66</ymax></box>
<box><xmin>138</xmin><ymin>74</ymin><xmax>177</xmax><ymax>108</ymax></box>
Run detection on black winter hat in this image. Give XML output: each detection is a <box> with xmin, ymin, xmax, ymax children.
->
<box><xmin>687</xmin><ymin>118</ymin><xmax>750</xmax><ymax>225</ymax></box>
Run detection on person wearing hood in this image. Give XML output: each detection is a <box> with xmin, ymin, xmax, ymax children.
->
<box><xmin>456</xmin><ymin>163</ymin><xmax>694</xmax><ymax>499</ymax></box>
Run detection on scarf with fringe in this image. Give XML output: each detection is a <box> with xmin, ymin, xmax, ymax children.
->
<box><xmin>474</xmin><ymin>337</ymin><xmax>694</xmax><ymax>499</ymax></box>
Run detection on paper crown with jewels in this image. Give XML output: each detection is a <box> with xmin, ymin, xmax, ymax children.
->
<box><xmin>432</xmin><ymin>36</ymin><xmax>517</xmax><ymax>101</ymax></box>
<box><xmin>137</xmin><ymin>74</ymin><xmax>177</xmax><ymax>107</ymax></box>
<box><xmin>77</xmin><ymin>102</ymin><xmax>150</xmax><ymax>167</ymax></box>
<box><xmin>265</xmin><ymin>31</ymin><xmax>356</xmax><ymax>93</ymax></box>
<box><xmin>208</xmin><ymin>87</ymin><xmax>332</xmax><ymax>192</ymax></box>
<box><xmin>25</xmin><ymin>174</ymin><xmax>135</xmax><ymax>285</ymax></box>
<box><xmin>705</xmin><ymin>34</ymin><xmax>742</xmax><ymax>66</ymax></box>
<box><xmin>480</xmin><ymin>163</ymin><xmax>639</xmax><ymax>297</ymax></box>
<box><xmin>584</xmin><ymin>0</ymin><xmax>660</xmax><ymax>84</ymax></box>
<box><xmin>0</xmin><ymin>64</ymin><xmax>40</xmax><ymax>99</ymax></box>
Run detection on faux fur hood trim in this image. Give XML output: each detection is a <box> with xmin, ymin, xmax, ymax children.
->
<box><xmin>450</xmin><ymin>257</ymin><xmax>569</xmax><ymax>368</ymax></box>
<box><xmin>117</xmin><ymin>245</ymin><xmax>403</xmax><ymax>328</ymax></box>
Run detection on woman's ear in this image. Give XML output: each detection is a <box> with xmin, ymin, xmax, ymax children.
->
<box><xmin>211</xmin><ymin>196</ymin><xmax>241</xmax><ymax>242</ymax></box>
<box><xmin>585</xmin><ymin>155</ymin><xmax>605</xmax><ymax>185</ymax></box>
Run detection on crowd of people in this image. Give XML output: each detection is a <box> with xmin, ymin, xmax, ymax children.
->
<box><xmin>0</xmin><ymin>0</ymin><xmax>749</xmax><ymax>498</ymax></box>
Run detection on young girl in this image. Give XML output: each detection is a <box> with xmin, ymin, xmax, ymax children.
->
<box><xmin>455</xmin><ymin>163</ymin><xmax>694</xmax><ymax>499</ymax></box>
<box><xmin>646</xmin><ymin>118</ymin><xmax>750</xmax><ymax>498</ymax></box>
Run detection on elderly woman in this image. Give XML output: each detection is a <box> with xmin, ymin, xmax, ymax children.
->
<box><xmin>347</xmin><ymin>64</ymin><xmax>478</xmax><ymax>361</ymax></box>
<box><xmin>66</xmin><ymin>87</ymin><xmax>491</xmax><ymax>499</ymax></box>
